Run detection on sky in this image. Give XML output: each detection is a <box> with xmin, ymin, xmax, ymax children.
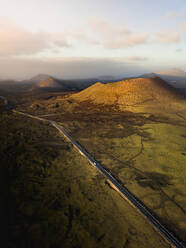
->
<box><xmin>0</xmin><ymin>0</ymin><xmax>186</xmax><ymax>79</ymax></box>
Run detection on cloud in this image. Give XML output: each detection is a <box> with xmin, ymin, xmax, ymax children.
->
<box><xmin>104</xmin><ymin>33</ymin><xmax>147</xmax><ymax>49</ymax></box>
<box><xmin>0</xmin><ymin>57</ymin><xmax>148</xmax><ymax>80</ymax></box>
<box><xmin>165</xmin><ymin>11</ymin><xmax>184</xmax><ymax>19</ymax></box>
<box><xmin>181</xmin><ymin>22</ymin><xmax>186</xmax><ymax>32</ymax></box>
<box><xmin>66</xmin><ymin>28</ymin><xmax>101</xmax><ymax>45</ymax></box>
<box><xmin>68</xmin><ymin>17</ymin><xmax>148</xmax><ymax>49</ymax></box>
<box><xmin>155</xmin><ymin>30</ymin><xmax>180</xmax><ymax>43</ymax></box>
<box><xmin>0</xmin><ymin>17</ymin><xmax>69</xmax><ymax>57</ymax></box>
<box><xmin>87</xmin><ymin>17</ymin><xmax>131</xmax><ymax>39</ymax></box>
<box><xmin>86</xmin><ymin>17</ymin><xmax>148</xmax><ymax>49</ymax></box>
<box><xmin>1</xmin><ymin>15</ymin><xmax>147</xmax><ymax>56</ymax></box>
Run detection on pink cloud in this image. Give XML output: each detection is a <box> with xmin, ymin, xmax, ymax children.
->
<box><xmin>155</xmin><ymin>30</ymin><xmax>180</xmax><ymax>43</ymax></box>
<box><xmin>0</xmin><ymin>17</ymin><xmax>69</xmax><ymax>56</ymax></box>
<box><xmin>76</xmin><ymin>17</ymin><xmax>148</xmax><ymax>49</ymax></box>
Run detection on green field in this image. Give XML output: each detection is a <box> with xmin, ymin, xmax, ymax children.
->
<box><xmin>57</xmin><ymin>109</ymin><xmax>186</xmax><ymax>242</ymax></box>
<box><xmin>0</xmin><ymin>103</ymin><xmax>169</xmax><ymax>248</ymax></box>
<box><xmin>10</xmin><ymin>92</ymin><xmax>186</xmax><ymax>243</ymax></box>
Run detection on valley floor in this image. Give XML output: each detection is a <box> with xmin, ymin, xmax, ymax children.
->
<box><xmin>1</xmin><ymin>91</ymin><xmax>186</xmax><ymax>247</ymax></box>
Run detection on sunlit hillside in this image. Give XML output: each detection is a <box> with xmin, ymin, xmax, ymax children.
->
<box><xmin>37</xmin><ymin>77</ymin><xmax>62</xmax><ymax>88</ymax></box>
<box><xmin>69</xmin><ymin>77</ymin><xmax>185</xmax><ymax>113</ymax></box>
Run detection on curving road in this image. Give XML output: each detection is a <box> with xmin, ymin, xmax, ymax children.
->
<box><xmin>1</xmin><ymin>96</ymin><xmax>185</xmax><ymax>248</ymax></box>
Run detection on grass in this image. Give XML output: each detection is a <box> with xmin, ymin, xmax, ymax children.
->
<box><xmin>27</xmin><ymin>92</ymin><xmax>185</xmax><ymax>244</ymax></box>
<box><xmin>0</xmin><ymin>103</ymin><xmax>168</xmax><ymax>248</ymax></box>
<box><xmin>60</xmin><ymin>111</ymin><xmax>186</xmax><ymax>242</ymax></box>
<box><xmin>2</xmin><ymin>78</ymin><xmax>186</xmax><ymax>246</ymax></box>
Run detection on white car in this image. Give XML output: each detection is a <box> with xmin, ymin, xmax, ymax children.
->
<box><xmin>93</xmin><ymin>162</ymin><xmax>97</xmax><ymax>165</ymax></box>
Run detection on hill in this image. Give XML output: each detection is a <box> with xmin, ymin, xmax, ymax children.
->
<box><xmin>31</xmin><ymin>77</ymin><xmax>77</xmax><ymax>92</ymax></box>
<box><xmin>70</xmin><ymin>77</ymin><xmax>184</xmax><ymax>111</ymax></box>
<box><xmin>141</xmin><ymin>69</ymin><xmax>186</xmax><ymax>88</ymax></box>
<box><xmin>37</xmin><ymin>77</ymin><xmax>64</xmax><ymax>88</ymax></box>
<box><xmin>29</xmin><ymin>75</ymin><xmax>101</xmax><ymax>91</ymax></box>
<box><xmin>69</xmin><ymin>77</ymin><xmax>185</xmax><ymax>113</ymax></box>
<box><xmin>29</xmin><ymin>74</ymin><xmax>51</xmax><ymax>83</ymax></box>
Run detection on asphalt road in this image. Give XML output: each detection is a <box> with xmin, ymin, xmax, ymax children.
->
<box><xmin>1</xmin><ymin>96</ymin><xmax>185</xmax><ymax>248</ymax></box>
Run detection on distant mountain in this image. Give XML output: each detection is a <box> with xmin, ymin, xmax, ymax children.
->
<box><xmin>0</xmin><ymin>76</ymin><xmax>97</xmax><ymax>93</ymax></box>
<box><xmin>29</xmin><ymin>75</ymin><xmax>122</xmax><ymax>89</ymax></box>
<box><xmin>31</xmin><ymin>77</ymin><xmax>71</xmax><ymax>92</ymax></box>
<box><xmin>155</xmin><ymin>69</ymin><xmax>186</xmax><ymax>88</ymax></box>
<box><xmin>37</xmin><ymin>77</ymin><xmax>64</xmax><ymax>88</ymax></box>
<box><xmin>31</xmin><ymin>76</ymin><xmax>96</xmax><ymax>92</ymax></box>
<box><xmin>70</xmin><ymin>77</ymin><xmax>184</xmax><ymax>107</ymax></box>
<box><xmin>156</xmin><ymin>68</ymin><xmax>186</xmax><ymax>77</ymax></box>
<box><xmin>140</xmin><ymin>73</ymin><xmax>157</xmax><ymax>78</ymax></box>
<box><xmin>29</xmin><ymin>74</ymin><xmax>52</xmax><ymax>83</ymax></box>
<box><xmin>28</xmin><ymin>75</ymin><xmax>102</xmax><ymax>91</ymax></box>
<box><xmin>97</xmin><ymin>75</ymin><xmax>120</xmax><ymax>81</ymax></box>
<box><xmin>0</xmin><ymin>74</ymin><xmax>125</xmax><ymax>93</ymax></box>
<box><xmin>140</xmin><ymin>69</ymin><xmax>186</xmax><ymax>88</ymax></box>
